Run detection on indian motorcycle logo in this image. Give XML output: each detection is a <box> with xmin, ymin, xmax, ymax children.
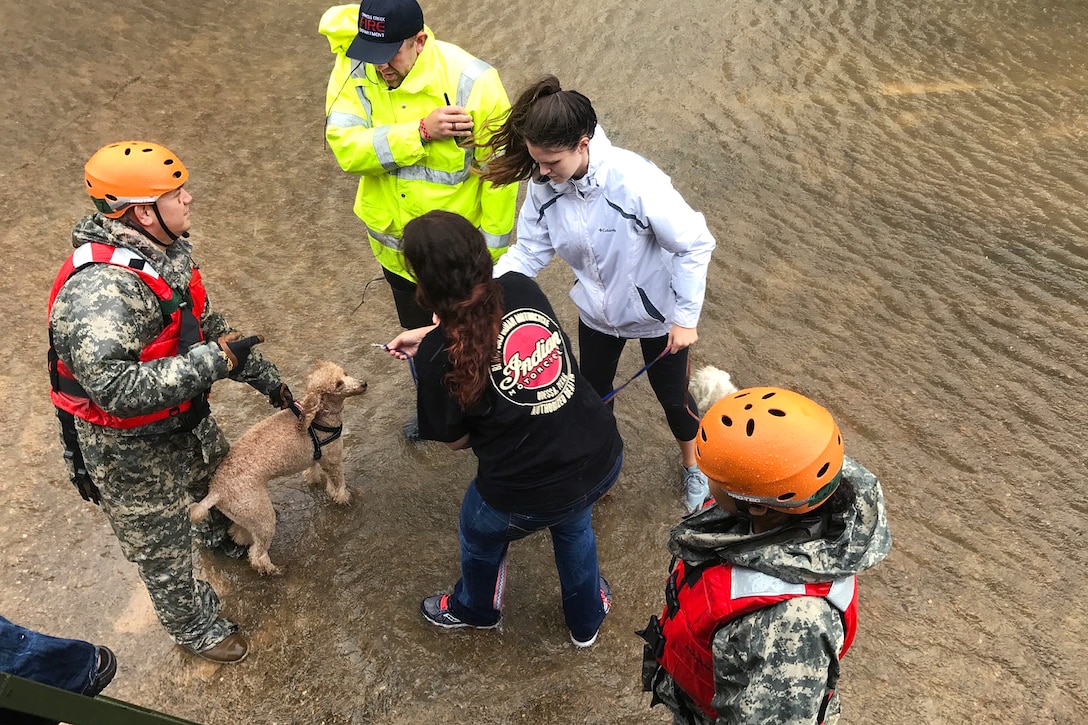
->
<box><xmin>492</xmin><ymin>307</ymin><xmax>576</xmax><ymax>415</ymax></box>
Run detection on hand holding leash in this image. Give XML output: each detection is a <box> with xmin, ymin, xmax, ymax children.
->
<box><xmin>667</xmin><ymin>324</ymin><xmax>698</xmax><ymax>353</ymax></box>
<box><xmin>268</xmin><ymin>381</ymin><xmax>294</xmax><ymax>409</ymax></box>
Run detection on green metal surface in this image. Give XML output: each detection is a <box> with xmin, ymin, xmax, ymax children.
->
<box><xmin>0</xmin><ymin>672</ymin><xmax>201</xmax><ymax>724</ymax></box>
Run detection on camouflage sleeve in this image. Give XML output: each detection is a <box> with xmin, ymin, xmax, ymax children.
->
<box><xmin>50</xmin><ymin>266</ymin><xmax>228</xmax><ymax>417</ymax></box>
<box><xmin>710</xmin><ymin>597</ymin><xmax>843</xmax><ymax>724</ymax></box>
<box><xmin>199</xmin><ymin>288</ymin><xmax>282</xmax><ymax>396</ymax></box>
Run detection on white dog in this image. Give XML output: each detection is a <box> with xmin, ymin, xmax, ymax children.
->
<box><xmin>689</xmin><ymin>365</ymin><xmax>740</xmax><ymax>415</ymax></box>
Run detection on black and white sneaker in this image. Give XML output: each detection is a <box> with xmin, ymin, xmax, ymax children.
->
<box><xmin>84</xmin><ymin>646</ymin><xmax>117</xmax><ymax>697</ymax></box>
<box><xmin>420</xmin><ymin>594</ymin><xmax>500</xmax><ymax>629</ymax></box>
<box><xmin>570</xmin><ymin>576</ymin><xmax>612</xmax><ymax>648</ymax></box>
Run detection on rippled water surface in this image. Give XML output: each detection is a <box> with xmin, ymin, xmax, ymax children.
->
<box><xmin>0</xmin><ymin>0</ymin><xmax>1085</xmax><ymax>722</ymax></box>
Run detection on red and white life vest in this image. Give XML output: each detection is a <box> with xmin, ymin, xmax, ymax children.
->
<box><xmin>47</xmin><ymin>242</ymin><xmax>208</xmax><ymax>429</ymax></box>
<box><xmin>653</xmin><ymin>560</ymin><xmax>857</xmax><ymax>719</ymax></box>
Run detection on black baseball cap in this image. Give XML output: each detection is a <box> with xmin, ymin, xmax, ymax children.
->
<box><xmin>346</xmin><ymin>0</ymin><xmax>425</xmax><ymax>64</ymax></box>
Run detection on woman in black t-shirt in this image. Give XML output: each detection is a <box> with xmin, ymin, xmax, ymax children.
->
<box><xmin>385</xmin><ymin>210</ymin><xmax>624</xmax><ymax>647</ymax></box>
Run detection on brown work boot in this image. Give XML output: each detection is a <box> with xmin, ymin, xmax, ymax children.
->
<box><xmin>189</xmin><ymin>633</ymin><xmax>249</xmax><ymax>663</ymax></box>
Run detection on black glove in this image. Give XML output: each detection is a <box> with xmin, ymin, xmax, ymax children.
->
<box><xmin>217</xmin><ymin>334</ymin><xmax>264</xmax><ymax>377</ymax></box>
<box><xmin>268</xmin><ymin>382</ymin><xmax>294</xmax><ymax>409</ymax></box>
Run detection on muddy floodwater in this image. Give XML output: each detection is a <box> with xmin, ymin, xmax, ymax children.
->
<box><xmin>1</xmin><ymin>0</ymin><xmax>1085</xmax><ymax>723</ymax></box>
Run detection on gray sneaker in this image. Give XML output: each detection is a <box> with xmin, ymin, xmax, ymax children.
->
<box><xmin>403</xmin><ymin>415</ymin><xmax>422</xmax><ymax>442</ymax></box>
<box><xmin>682</xmin><ymin>464</ymin><xmax>709</xmax><ymax>513</ymax></box>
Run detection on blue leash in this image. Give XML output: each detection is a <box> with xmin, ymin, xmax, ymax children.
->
<box><xmin>376</xmin><ymin>343</ymin><xmax>419</xmax><ymax>386</ymax></box>
<box><xmin>601</xmin><ymin>347</ymin><xmax>671</xmax><ymax>403</ymax></box>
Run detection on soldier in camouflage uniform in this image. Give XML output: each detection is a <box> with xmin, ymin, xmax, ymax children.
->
<box><xmin>47</xmin><ymin>141</ymin><xmax>293</xmax><ymax>663</ymax></box>
<box><xmin>639</xmin><ymin>387</ymin><xmax>891</xmax><ymax>724</ymax></box>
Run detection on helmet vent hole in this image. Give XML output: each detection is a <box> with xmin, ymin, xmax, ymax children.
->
<box><xmin>761</xmin><ymin>391</ymin><xmax>776</xmax><ymax>399</ymax></box>
<box><xmin>105</xmin><ymin>194</ymin><xmax>118</xmax><ymax>201</ymax></box>
<box><xmin>768</xmin><ymin>408</ymin><xmax>785</xmax><ymax>417</ymax></box>
<box><xmin>124</xmin><ymin>148</ymin><xmax>132</xmax><ymax>155</ymax></box>
<box><xmin>700</xmin><ymin>427</ymin><xmax>708</xmax><ymax>441</ymax></box>
<box><xmin>141</xmin><ymin>148</ymin><xmax>153</xmax><ymax>152</ymax></box>
<box><xmin>735</xmin><ymin>392</ymin><xmax>750</xmax><ymax>399</ymax></box>
<box><xmin>720</xmin><ymin>415</ymin><xmax>732</xmax><ymax>427</ymax></box>
<box><xmin>745</xmin><ymin>418</ymin><xmax>755</xmax><ymax>436</ymax></box>
<box><xmin>172</xmin><ymin>171</ymin><xmax>183</xmax><ymax>178</ymax></box>
<box><xmin>744</xmin><ymin>403</ymin><xmax>752</xmax><ymax>410</ymax></box>
<box><xmin>777</xmin><ymin>492</ymin><xmax>796</xmax><ymax>501</ymax></box>
<box><xmin>164</xmin><ymin>159</ymin><xmax>174</xmax><ymax>165</ymax></box>
<box><xmin>817</xmin><ymin>462</ymin><xmax>830</xmax><ymax>477</ymax></box>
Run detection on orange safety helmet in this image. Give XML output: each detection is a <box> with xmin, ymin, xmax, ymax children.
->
<box><xmin>84</xmin><ymin>141</ymin><xmax>188</xmax><ymax>218</ymax></box>
<box><xmin>695</xmin><ymin>387</ymin><xmax>844</xmax><ymax>514</ymax></box>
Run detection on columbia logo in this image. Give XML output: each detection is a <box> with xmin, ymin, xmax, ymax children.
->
<box><xmin>598</xmin><ymin>227</ymin><xmax>616</xmax><ymax>233</ymax></box>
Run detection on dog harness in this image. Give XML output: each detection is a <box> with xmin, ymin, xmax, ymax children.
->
<box><xmin>47</xmin><ymin>242</ymin><xmax>210</xmax><ymax>429</ymax></box>
<box><xmin>288</xmin><ymin>402</ymin><xmax>342</xmax><ymax>460</ymax></box>
<box><xmin>639</xmin><ymin>560</ymin><xmax>857</xmax><ymax>721</ymax></box>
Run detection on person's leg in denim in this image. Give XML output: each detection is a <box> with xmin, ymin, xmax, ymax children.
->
<box><xmin>549</xmin><ymin>504</ymin><xmax>607</xmax><ymax>641</ymax></box>
<box><xmin>0</xmin><ymin>615</ymin><xmax>96</xmax><ymax>693</ymax></box>
<box><xmin>448</xmin><ymin>481</ymin><xmax>533</xmax><ymax>626</ymax></box>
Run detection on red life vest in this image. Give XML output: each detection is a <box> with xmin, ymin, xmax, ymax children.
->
<box><xmin>47</xmin><ymin>242</ymin><xmax>209</xmax><ymax>429</ymax></box>
<box><xmin>654</xmin><ymin>561</ymin><xmax>858</xmax><ymax>720</ymax></box>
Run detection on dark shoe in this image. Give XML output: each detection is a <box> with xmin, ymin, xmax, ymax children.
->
<box><xmin>570</xmin><ymin>576</ymin><xmax>612</xmax><ymax>648</ymax></box>
<box><xmin>403</xmin><ymin>415</ymin><xmax>422</xmax><ymax>442</ymax></box>
<box><xmin>189</xmin><ymin>633</ymin><xmax>249</xmax><ymax>664</ymax></box>
<box><xmin>84</xmin><ymin>646</ymin><xmax>117</xmax><ymax>697</ymax></box>
<box><xmin>210</xmin><ymin>539</ymin><xmax>249</xmax><ymax>559</ymax></box>
<box><xmin>420</xmin><ymin>594</ymin><xmax>500</xmax><ymax>629</ymax></box>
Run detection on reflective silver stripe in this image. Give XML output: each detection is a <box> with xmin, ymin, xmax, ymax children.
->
<box><xmin>353</xmin><ymin>85</ymin><xmax>373</xmax><ymax>126</ymax></box>
<box><xmin>372</xmin><ymin>126</ymin><xmax>398</xmax><ymax>172</ymax></box>
<box><xmin>481</xmin><ymin>230</ymin><xmax>510</xmax><ymax>249</ymax></box>
<box><xmin>369</xmin><ymin>229</ymin><xmax>402</xmax><ymax>252</ymax></box>
<box><xmin>825</xmin><ymin>576</ymin><xmax>856</xmax><ymax>612</ymax></box>
<box><xmin>730</xmin><ymin>567</ymin><xmax>805</xmax><ymax>599</ymax></box>
<box><xmin>390</xmin><ymin>162</ymin><xmax>471</xmax><ymax>184</ymax></box>
<box><xmin>456</xmin><ymin>58</ymin><xmax>491</xmax><ymax>106</ymax></box>
<box><xmin>326</xmin><ymin>111</ymin><xmax>367</xmax><ymax>129</ymax></box>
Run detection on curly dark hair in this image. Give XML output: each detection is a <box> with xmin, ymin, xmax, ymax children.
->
<box><xmin>402</xmin><ymin>211</ymin><xmax>504</xmax><ymax>410</ymax></box>
<box><xmin>480</xmin><ymin>75</ymin><xmax>596</xmax><ymax>187</ymax></box>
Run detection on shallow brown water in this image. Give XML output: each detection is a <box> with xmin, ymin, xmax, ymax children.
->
<box><xmin>1</xmin><ymin>0</ymin><xmax>1085</xmax><ymax>723</ymax></box>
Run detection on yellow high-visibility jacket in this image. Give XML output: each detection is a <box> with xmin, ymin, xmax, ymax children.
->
<box><xmin>319</xmin><ymin>6</ymin><xmax>517</xmax><ymax>280</ymax></box>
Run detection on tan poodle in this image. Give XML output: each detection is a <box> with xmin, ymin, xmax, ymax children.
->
<box><xmin>190</xmin><ymin>361</ymin><xmax>367</xmax><ymax>575</ymax></box>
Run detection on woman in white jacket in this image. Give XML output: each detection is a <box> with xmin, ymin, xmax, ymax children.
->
<box><xmin>483</xmin><ymin>76</ymin><xmax>717</xmax><ymax>512</ymax></box>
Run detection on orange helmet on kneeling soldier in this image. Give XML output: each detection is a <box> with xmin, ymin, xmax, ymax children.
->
<box><xmin>84</xmin><ymin>141</ymin><xmax>188</xmax><ymax>218</ymax></box>
<box><xmin>695</xmin><ymin>387</ymin><xmax>844</xmax><ymax>514</ymax></box>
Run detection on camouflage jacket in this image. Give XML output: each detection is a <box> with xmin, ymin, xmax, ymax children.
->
<box><xmin>49</xmin><ymin>213</ymin><xmax>282</xmax><ymax>438</ymax></box>
<box><xmin>648</xmin><ymin>456</ymin><xmax>892</xmax><ymax>724</ymax></box>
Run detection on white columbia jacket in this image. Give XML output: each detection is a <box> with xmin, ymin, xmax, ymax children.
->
<box><xmin>494</xmin><ymin>126</ymin><xmax>716</xmax><ymax>338</ymax></box>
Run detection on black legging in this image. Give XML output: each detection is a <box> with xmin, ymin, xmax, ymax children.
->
<box><xmin>383</xmin><ymin>267</ymin><xmax>434</xmax><ymax>329</ymax></box>
<box><xmin>577</xmin><ymin>319</ymin><xmax>701</xmax><ymax>442</ymax></box>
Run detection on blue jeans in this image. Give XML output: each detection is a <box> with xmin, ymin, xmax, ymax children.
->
<box><xmin>448</xmin><ymin>452</ymin><xmax>623</xmax><ymax>642</ymax></box>
<box><xmin>0</xmin><ymin>615</ymin><xmax>96</xmax><ymax>694</ymax></box>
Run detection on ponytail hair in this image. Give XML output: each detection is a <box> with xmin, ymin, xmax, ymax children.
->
<box><xmin>481</xmin><ymin>75</ymin><xmax>596</xmax><ymax>187</ymax></box>
<box><xmin>402</xmin><ymin>211</ymin><xmax>504</xmax><ymax>410</ymax></box>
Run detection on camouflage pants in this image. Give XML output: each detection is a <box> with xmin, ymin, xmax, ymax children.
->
<box><xmin>76</xmin><ymin>416</ymin><xmax>238</xmax><ymax>653</ymax></box>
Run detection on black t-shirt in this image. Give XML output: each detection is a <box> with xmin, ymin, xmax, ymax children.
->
<box><xmin>415</xmin><ymin>273</ymin><xmax>623</xmax><ymax>513</ymax></box>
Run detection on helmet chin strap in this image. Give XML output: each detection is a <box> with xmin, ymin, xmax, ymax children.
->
<box><xmin>120</xmin><ymin>202</ymin><xmax>188</xmax><ymax>246</ymax></box>
<box><xmin>151</xmin><ymin>202</ymin><xmax>183</xmax><ymax>242</ymax></box>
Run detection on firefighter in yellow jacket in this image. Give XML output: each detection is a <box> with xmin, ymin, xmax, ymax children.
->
<box><xmin>320</xmin><ymin>0</ymin><xmax>517</xmax><ymax>329</ymax></box>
